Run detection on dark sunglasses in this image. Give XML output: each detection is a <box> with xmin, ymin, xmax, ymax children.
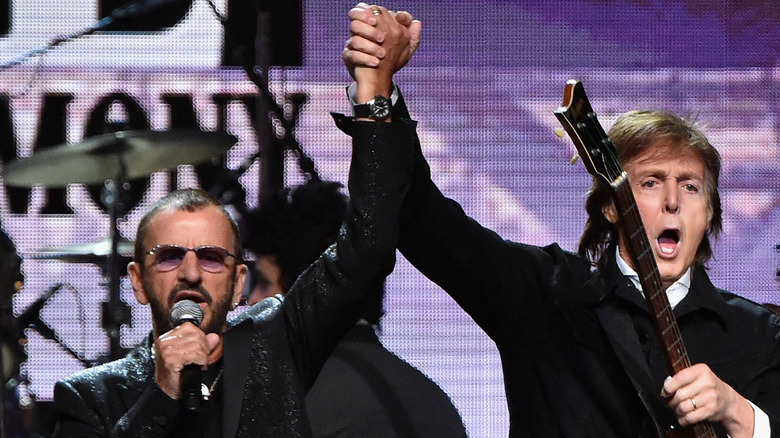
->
<box><xmin>145</xmin><ymin>244</ymin><xmax>236</xmax><ymax>273</ymax></box>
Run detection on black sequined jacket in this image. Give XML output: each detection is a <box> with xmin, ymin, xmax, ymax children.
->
<box><xmin>50</xmin><ymin>119</ymin><xmax>417</xmax><ymax>438</ymax></box>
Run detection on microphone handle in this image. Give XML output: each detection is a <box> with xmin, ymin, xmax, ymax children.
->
<box><xmin>169</xmin><ymin>300</ymin><xmax>204</xmax><ymax>411</ymax></box>
<box><xmin>180</xmin><ymin>364</ymin><xmax>201</xmax><ymax>412</ymax></box>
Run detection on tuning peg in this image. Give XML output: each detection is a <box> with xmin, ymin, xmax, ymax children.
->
<box><xmin>570</xmin><ymin>154</ymin><xmax>580</xmax><ymax>165</ymax></box>
<box><xmin>554</xmin><ymin>128</ymin><xmax>566</xmax><ymax>138</ymax></box>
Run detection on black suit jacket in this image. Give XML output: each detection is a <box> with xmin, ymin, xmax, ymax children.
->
<box><xmin>384</xmin><ymin>91</ymin><xmax>780</xmax><ymax>437</ymax></box>
<box><xmin>51</xmin><ymin>119</ymin><xmax>418</xmax><ymax>437</ymax></box>
<box><xmin>305</xmin><ymin>324</ymin><xmax>467</xmax><ymax>438</ymax></box>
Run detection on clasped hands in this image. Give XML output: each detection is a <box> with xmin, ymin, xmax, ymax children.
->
<box><xmin>343</xmin><ymin>3</ymin><xmax>421</xmax><ymax>101</ymax></box>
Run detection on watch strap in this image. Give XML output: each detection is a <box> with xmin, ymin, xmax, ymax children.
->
<box><xmin>354</xmin><ymin>95</ymin><xmax>391</xmax><ymax>120</ymax></box>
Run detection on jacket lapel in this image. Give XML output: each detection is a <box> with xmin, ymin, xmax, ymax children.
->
<box><xmin>223</xmin><ymin>317</ymin><xmax>253</xmax><ymax>438</ymax></box>
<box><xmin>593</xmin><ymin>255</ymin><xmax>679</xmax><ymax>436</ymax></box>
<box><xmin>595</xmin><ymin>299</ymin><xmax>654</xmax><ymax>389</ymax></box>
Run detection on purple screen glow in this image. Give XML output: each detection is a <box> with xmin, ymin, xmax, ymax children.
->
<box><xmin>2</xmin><ymin>1</ymin><xmax>780</xmax><ymax>436</ymax></box>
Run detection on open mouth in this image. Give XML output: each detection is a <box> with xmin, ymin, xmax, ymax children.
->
<box><xmin>174</xmin><ymin>291</ymin><xmax>208</xmax><ymax>305</ymax></box>
<box><xmin>657</xmin><ymin>229</ymin><xmax>680</xmax><ymax>255</ymax></box>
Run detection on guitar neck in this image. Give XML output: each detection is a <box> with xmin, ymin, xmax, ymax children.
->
<box><xmin>612</xmin><ymin>181</ymin><xmax>692</xmax><ymax>375</ymax></box>
<box><xmin>614</xmin><ymin>181</ymin><xmax>720</xmax><ymax>437</ymax></box>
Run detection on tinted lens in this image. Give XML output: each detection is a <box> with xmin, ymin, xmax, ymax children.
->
<box><xmin>194</xmin><ymin>247</ymin><xmax>230</xmax><ymax>272</ymax></box>
<box><xmin>153</xmin><ymin>245</ymin><xmax>187</xmax><ymax>270</ymax></box>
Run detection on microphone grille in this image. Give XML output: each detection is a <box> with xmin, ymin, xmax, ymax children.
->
<box><xmin>170</xmin><ymin>299</ymin><xmax>204</xmax><ymax>327</ymax></box>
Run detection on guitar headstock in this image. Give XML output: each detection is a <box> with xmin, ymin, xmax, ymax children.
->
<box><xmin>554</xmin><ymin>79</ymin><xmax>624</xmax><ymax>186</ymax></box>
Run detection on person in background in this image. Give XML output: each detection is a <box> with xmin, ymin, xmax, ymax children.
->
<box><xmin>242</xmin><ymin>178</ymin><xmax>467</xmax><ymax>437</ymax></box>
<box><xmin>341</xmin><ymin>3</ymin><xmax>780</xmax><ymax>437</ymax></box>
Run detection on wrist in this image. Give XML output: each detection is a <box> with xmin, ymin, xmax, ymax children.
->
<box><xmin>721</xmin><ymin>393</ymin><xmax>755</xmax><ymax>438</ymax></box>
<box><xmin>155</xmin><ymin>365</ymin><xmax>181</xmax><ymax>400</ymax></box>
<box><xmin>355</xmin><ymin>76</ymin><xmax>392</xmax><ymax>103</ymax></box>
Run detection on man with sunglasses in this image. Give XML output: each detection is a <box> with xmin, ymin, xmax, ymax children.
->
<box><xmin>50</xmin><ymin>85</ymin><xmax>418</xmax><ymax>438</ymax></box>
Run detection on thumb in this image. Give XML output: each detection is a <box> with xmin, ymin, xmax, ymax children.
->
<box><xmin>409</xmin><ymin>20</ymin><xmax>422</xmax><ymax>54</ymax></box>
<box><xmin>206</xmin><ymin>332</ymin><xmax>221</xmax><ymax>353</ymax></box>
<box><xmin>394</xmin><ymin>10</ymin><xmax>413</xmax><ymax>26</ymax></box>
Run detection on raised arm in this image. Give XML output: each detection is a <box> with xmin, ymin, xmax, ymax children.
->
<box><xmin>340</xmin><ymin>4</ymin><xmax>573</xmax><ymax>341</ymax></box>
<box><xmin>281</xmin><ymin>6</ymin><xmax>420</xmax><ymax>384</ymax></box>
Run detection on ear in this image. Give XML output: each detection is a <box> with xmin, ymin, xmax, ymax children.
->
<box><xmin>232</xmin><ymin>263</ymin><xmax>248</xmax><ymax>306</ymax></box>
<box><xmin>602</xmin><ymin>201</ymin><xmax>619</xmax><ymax>225</ymax></box>
<box><xmin>127</xmin><ymin>261</ymin><xmax>149</xmax><ymax>305</ymax></box>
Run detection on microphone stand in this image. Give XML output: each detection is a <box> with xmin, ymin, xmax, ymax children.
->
<box><xmin>16</xmin><ymin>285</ymin><xmax>92</xmax><ymax>367</ymax></box>
<box><xmin>99</xmin><ymin>140</ymin><xmax>133</xmax><ymax>362</ymax></box>
<box><xmin>254</xmin><ymin>10</ymin><xmax>279</xmax><ymax>201</ymax></box>
<box><xmin>0</xmin><ymin>0</ymin><xmax>186</xmax><ymax>71</ymax></box>
<box><xmin>24</xmin><ymin>318</ymin><xmax>92</xmax><ymax>368</ymax></box>
<box><xmin>246</xmin><ymin>4</ymin><xmax>319</xmax><ymax>205</ymax></box>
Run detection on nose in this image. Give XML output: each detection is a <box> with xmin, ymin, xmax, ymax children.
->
<box><xmin>665</xmin><ymin>184</ymin><xmax>679</xmax><ymax>213</ymax></box>
<box><xmin>177</xmin><ymin>250</ymin><xmax>203</xmax><ymax>282</ymax></box>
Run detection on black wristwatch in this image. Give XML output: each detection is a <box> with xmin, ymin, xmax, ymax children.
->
<box><xmin>354</xmin><ymin>95</ymin><xmax>392</xmax><ymax>120</ymax></box>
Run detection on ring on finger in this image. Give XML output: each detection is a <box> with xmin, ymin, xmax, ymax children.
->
<box><xmin>691</xmin><ymin>398</ymin><xmax>697</xmax><ymax>410</ymax></box>
<box><xmin>372</xmin><ymin>8</ymin><xmax>382</xmax><ymax>15</ymax></box>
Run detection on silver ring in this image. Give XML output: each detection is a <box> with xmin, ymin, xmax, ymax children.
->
<box><xmin>372</xmin><ymin>8</ymin><xmax>382</xmax><ymax>16</ymax></box>
<box><xmin>691</xmin><ymin>398</ymin><xmax>697</xmax><ymax>410</ymax></box>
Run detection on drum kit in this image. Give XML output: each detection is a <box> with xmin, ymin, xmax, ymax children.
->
<box><xmin>0</xmin><ymin>128</ymin><xmax>237</xmax><ymax>435</ymax></box>
<box><xmin>1</xmin><ymin>128</ymin><xmax>238</xmax><ymax>361</ymax></box>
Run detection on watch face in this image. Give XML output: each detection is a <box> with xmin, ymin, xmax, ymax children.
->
<box><xmin>370</xmin><ymin>96</ymin><xmax>391</xmax><ymax>119</ymax></box>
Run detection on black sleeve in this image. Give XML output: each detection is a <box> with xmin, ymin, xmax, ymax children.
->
<box><xmin>282</xmin><ymin>119</ymin><xmax>417</xmax><ymax>389</ymax></box>
<box><xmin>52</xmin><ymin>378</ymin><xmax>181</xmax><ymax>438</ymax></box>
<box><xmin>390</xmin><ymin>88</ymin><xmax>577</xmax><ymax>343</ymax></box>
<box><xmin>111</xmin><ymin>384</ymin><xmax>180</xmax><ymax>437</ymax></box>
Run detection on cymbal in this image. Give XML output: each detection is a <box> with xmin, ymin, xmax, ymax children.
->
<box><xmin>2</xmin><ymin>129</ymin><xmax>237</xmax><ymax>187</ymax></box>
<box><xmin>27</xmin><ymin>238</ymin><xmax>134</xmax><ymax>265</ymax></box>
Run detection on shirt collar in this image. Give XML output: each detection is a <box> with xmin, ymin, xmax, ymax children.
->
<box><xmin>614</xmin><ymin>246</ymin><xmax>691</xmax><ymax>309</ymax></box>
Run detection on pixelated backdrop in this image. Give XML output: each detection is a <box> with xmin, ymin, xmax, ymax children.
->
<box><xmin>1</xmin><ymin>1</ymin><xmax>779</xmax><ymax>436</ymax></box>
